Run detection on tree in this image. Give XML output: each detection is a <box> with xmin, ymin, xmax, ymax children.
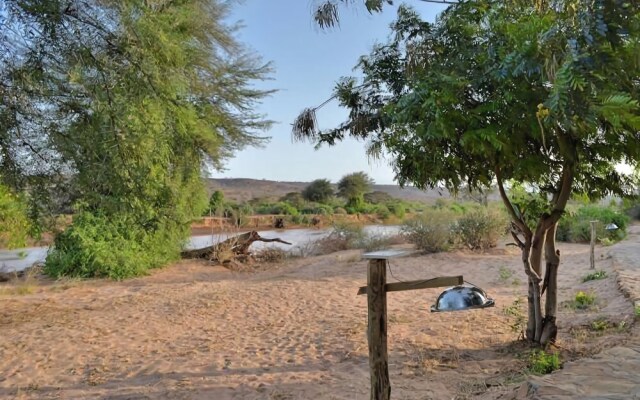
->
<box><xmin>207</xmin><ymin>191</ymin><xmax>226</xmax><ymax>216</ymax></box>
<box><xmin>364</xmin><ymin>191</ymin><xmax>393</xmax><ymax>204</ymax></box>
<box><xmin>1</xmin><ymin>0</ymin><xmax>272</xmax><ymax>278</ymax></box>
<box><xmin>294</xmin><ymin>2</ymin><xmax>640</xmax><ymax>344</ymax></box>
<box><xmin>312</xmin><ymin>0</ymin><xmax>456</xmax><ymax>28</ymax></box>
<box><xmin>302</xmin><ymin>179</ymin><xmax>335</xmax><ymax>203</ymax></box>
<box><xmin>280</xmin><ymin>192</ymin><xmax>306</xmax><ymax>209</ymax></box>
<box><xmin>338</xmin><ymin>172</ymin><xmax>374</xmax><ymax>209</ymax></box>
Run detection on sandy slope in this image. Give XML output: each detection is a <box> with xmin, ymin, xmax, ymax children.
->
<box><xmin>0</xmin><ymin>240</ymin><xmax>636</xmax><ymax>399</ymax></box>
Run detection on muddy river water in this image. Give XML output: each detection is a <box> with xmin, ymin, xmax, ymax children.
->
<box><xmin>0</xmin><ymin>225</ymin><xmax>400</xmax><ymax>273</ymax></box>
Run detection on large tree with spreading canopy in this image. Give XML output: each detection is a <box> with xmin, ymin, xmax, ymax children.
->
<box><xmin>295</xmin><ymin>0</ymin><xmax>640</xmax><ymax>344</ymax></box>
<box><xmin>1</xmin><ymin>0</ymin><xmax>272</xmax><ymax>277</ymax></box>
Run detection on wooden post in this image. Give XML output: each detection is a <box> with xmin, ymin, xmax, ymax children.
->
<box><xmin>367</xmin><ymin>258</ymin><xmax>390</xmax><ymax>400</ymax></box>
<box><xmin>590</xmin><ymin>220</ymin><xmax>597</xmax><ymax>269</ymax></box>
<box><xmin>360</xmin><ymin>250</ymin><xmax>468</xmax><ymax>399</ymax></box>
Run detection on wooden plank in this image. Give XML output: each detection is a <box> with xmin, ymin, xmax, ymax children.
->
<box><xmin>361</xmin><ymin>250</ymin><xmax>417</xmax><ymax>260</ymax></box>
<box><xmin>357</xmin><ymin>276</ymin><xmax>463</xmax><ymax>296</ymax></box>
<box><xmin>367</xmin><ymin>258</ymin><xmax>390</xmax><ymax>400</ymax></box>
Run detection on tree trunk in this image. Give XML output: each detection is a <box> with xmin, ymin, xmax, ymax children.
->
<box><xmin>181</xmin><ymin>231</ymin><xmax>292</xmax><ymax>262</ymax></box>
<box><xmin>524</xmin><ymin>233</ymin><xmax>545</xmax><ymax>342</ymax></box>
<box><xmin>540</xmin><ymin>223</ymin><xmax>560</xmax><ymax>344</ymax></box>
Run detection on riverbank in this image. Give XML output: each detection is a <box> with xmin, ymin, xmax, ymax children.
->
<box><xmin>1</xmin><ymin>235</ymin><xmax>636</xmax><ymax>399</ymax></box>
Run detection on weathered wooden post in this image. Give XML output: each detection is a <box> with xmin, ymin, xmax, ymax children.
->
<box><xmin>360</xmin><ymin>250</ymin><xmax>463</xmax><ymax>400</ymax></box>
<box><xmin>590</xmin><ymin>220</ymin><xmax>597</xmax><ymax>269</ymax></box>
<box><xmin>366</xmin><ymin>257</ymin><xmax>390</xmax><ymax>400</ymax></box>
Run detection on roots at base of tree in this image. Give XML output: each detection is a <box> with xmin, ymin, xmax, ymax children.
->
<box><xmin>180</xmin><ymin>231</ymin><xmax>292</xmax><ymax>268</ymax></box>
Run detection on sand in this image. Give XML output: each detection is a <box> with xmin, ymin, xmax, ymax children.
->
<box><xmin>0</xmin><ymin>239</ymin><xmax>636</xmax><ymax>399</ymax></box>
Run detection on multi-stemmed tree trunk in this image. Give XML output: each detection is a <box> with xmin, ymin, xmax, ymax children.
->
<box><xmin>497</xmin><ymin>166</ymin><xmax>574</xmax><ymax>344</ymax></box>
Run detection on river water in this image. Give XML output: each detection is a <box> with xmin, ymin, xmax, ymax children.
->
<box><xmin>0</xmin><ymin>225</ymin><xmax>400</xmax><ymax>273</ymax></box>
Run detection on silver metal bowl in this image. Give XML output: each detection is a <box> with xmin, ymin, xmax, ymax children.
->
<box><xmin>431</xmin><ymin>285</ymin><xmax>495</xmax><ymax>312</ymax></box>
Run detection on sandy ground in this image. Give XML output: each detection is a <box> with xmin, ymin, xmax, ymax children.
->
<box><xmin>0</xmin><ymin>239</ymin><xmax>636</xmax><ymax>400</ymax></box>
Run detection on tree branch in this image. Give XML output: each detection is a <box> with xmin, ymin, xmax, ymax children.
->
<box><xmin>495</xmin><ymin>166</ymin><xmax>530</xmax><ymax>236</ymax></box>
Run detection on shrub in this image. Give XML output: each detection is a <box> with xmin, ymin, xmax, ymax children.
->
<box><xmin>387</xmin><ymin>202</ymin><xmax>406</xmax><ymax>219</ymax></box>
<box><xmin>45</xmin><ymin>212</ymin><xmax>183</xmax><ymax>280</ymax></box>
<box><xmin>374</xmin><ymin>204</ymin><xmax>391</xmax><ymax>220</ymax></box>
<box><xmin>0</xmin><ymin>184</ymin><xmax>31</xmax><ymax>249</ymax></box>
<box><xmin>503</xmin><ymin>297</ymin><xmax>526</xmax><ymax>334</ymax></box>
<box><xmin>573</xmin><ymin>291</ymin><xmax>596</xmax><ymax>310</ymax></box>
<box><xmin>453</xmin><ymin>209</ymin><xmax>508</xmax><ymax>250</ymax></box>
<box><xmin>498</xmin><ymin>266</ymin><xmax>513</xmax><ymax>283</ymax></box>
<box><xmin>590</xmin><ymin>318</ymin><xmax>610</xmax><ymax>331</ymax></box>
<box><xmin>313</xmin><ymin>222</ymin><xmax>365</xmax><ymax>253</ymax></box>
<box><xmin>557</xmin><ymin>205</ymin><xmax>630</xmax><ymax>243</ymax></box>
<box><xmin>254</xmin><ymin>247</ymin><xmax>288</xmax><ymax>263</ymax></box>
<box><xmin>401</xmin><ymin>210</ymin><xmax>458</xmax><ymax>253</ymax></box>
<box><xmin>528</xmin><ymin>350</ymin><xmax>561</xmax><ymax>375</ymax></box>
<box><xmin>582</xmin><ymin>270</ymin><xmax>607</xmax><ymax>282</ymax></box>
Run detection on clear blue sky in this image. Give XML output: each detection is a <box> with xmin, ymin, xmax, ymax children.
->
<box><xmin>211</xmin><ymin>1</ymin><xmax>448</xmax><ymax>184</ymax></box>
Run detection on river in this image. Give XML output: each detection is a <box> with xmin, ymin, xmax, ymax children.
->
<box><xmin>0</xmin><ymin>225</ymin><xmax>400</xmax><ymax>273</ymax></box>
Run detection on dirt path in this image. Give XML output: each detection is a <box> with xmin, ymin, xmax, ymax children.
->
<box><xmin>516</xmin><ymin>224</ymin><xmax>640</xmax><ymax>400</ymax></box>
<box><xmin>0</xmin><ymin>236</ymin><xmax>637</xmax><ymax>399</ymax></box>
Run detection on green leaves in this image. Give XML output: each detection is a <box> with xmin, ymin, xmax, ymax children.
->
<box><xmin>2</xmin><ymin>0</ymin><xmax>271</xmax><ymax>277</ymax></box>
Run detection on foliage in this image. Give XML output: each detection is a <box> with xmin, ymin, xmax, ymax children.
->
<box><xmin>364</xmin><ymin>191</ymin><xmax>393</xmax><ymax>204</ymax></box>
<box><xmin>557</xmin><ymin>205</ymin><xmax>630</xmax><ymax>243</ymax></box>
<box><xmin>2</xmin><ymin>0</ymin><xmax>271</xmax><ymax>278</ymax></box>
<box><xmin>280</xmin><ymin>192</ymin><xmax>306</xmax><ymax>209</ymax></box>
<box><xmin>583</xmin><ymin>270</ymin><xmax>607</xmax><ymax>283</ymax></box>
<box><xmin>590</xmin><ymin>318</ymin><xmax>610</xmax><ymax>331</ymax></box>
<box><xmin>401</xmin><ymin>210</ymin><xmax>457</xmax><ymax>253</ymax></box>
<box><xmin>453</xmin><ymin>209</ymin><xmax>508</xmax><ymax>250</ymax></box>
<box><xmin>374</xmin><ymin>204</ymin><xmax>391</xmax><ymax>220</ymax></box>
<box><xmin>302</xmin><ymin>179</ymin><xmax>335</xmax><ymax>203</ymax></box>
<box><xmin>499</xmin><ymin>266</ymin><xmax>514</xmax><ymax>283</ymax></box>
<box><xmin>333</xmin><ymin>206</ymin><xmax>348</xmax><ymax>214</ymax></box>
<box><xmin>503</xmin><ymin>298</ymin><xmax>526</xmax><ymax>334</ymax></box>
<box><xmin>45</xmin><ymin>212</ymin><xmax>184</xmax><ymax>280</ymax></box>
<box><xmin>337</xmin><ymin>172</ymin><xmax>374</xmax><ymax>209</ymax></box>
<box><xmin>313</xmin><ymin>222</ymin><xmax>365</xmax><ymax>253</ymax></box>
<box><xmin>294</xmin><ymin>0</ymin><xmax>640</xmax><ymax>344</ymax></box>
<box><xmin>0</xmin><ymin>184</ymin><xmax>30</xmax><ymax>249</ymax></box>
<box><xmin>528</xmin><ymin>350</ymin><xmax>561</xmax><ymax>375</ymax></box>
<box><xmin>572</xmin><ymin>291</ymin><xmax>597</xmax><ymax>310</ymax></box>
<box><xmin>387</xmin><ymin>201</ymin><xmax>406</xmax><ymax>219</ymax></box>
<box><xmin>206</xmin><ymin>191</ymin><xmax>226</xmax><ymax>216</ymax></box>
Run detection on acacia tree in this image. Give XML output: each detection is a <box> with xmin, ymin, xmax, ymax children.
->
<box><xmin>338</xmin><ymin>172</ymin><xmax>374</xmax><ymax>209</ymax></box>
<box><xmin>1</xmin><ymin>0</ymin><xmax>271</xmax><ymax>277</ymax></box>
<box><xmin>302</xmin><ymin>179</ymin><xmax>335</xmax><ymax>203</ymax></box>
<box><xmin>294</xmin><ymin>1</ymin><xmax>640</xmax><ymax>344</ymax></box>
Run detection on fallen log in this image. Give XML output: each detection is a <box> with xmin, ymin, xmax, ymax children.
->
<box><xmin>181</xmin><ymin>231</ymin><xmax>292</xmax><ymax>262</ymax></box>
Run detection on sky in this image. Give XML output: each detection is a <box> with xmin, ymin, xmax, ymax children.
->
<box><xmin>210</xmin><ymin>0</ymin><xmax>448</xmax><ymax>184</ymax></box>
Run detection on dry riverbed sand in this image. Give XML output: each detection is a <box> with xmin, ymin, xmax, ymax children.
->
<box><xmin>0</xmin><ymin>241</ymin><xmax>636</xmax><ymax>399</ymax></box>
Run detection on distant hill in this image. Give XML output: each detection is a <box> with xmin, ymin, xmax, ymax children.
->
<box><xmin>204</xmin><ymin>178</ymin><xmax>464</xmax><ymax>203</ymax></box>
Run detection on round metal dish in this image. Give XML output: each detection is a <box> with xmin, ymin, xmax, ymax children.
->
<box><xmin>430</xmin><ymin>285</ymin><xmax>495</xmax><ymax>312</ymax></box>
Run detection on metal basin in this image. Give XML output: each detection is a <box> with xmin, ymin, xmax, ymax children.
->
<box><xmin>431</xmin><ymin>285</ymin><xmax>495</xmax><ymax>312</ymax></box>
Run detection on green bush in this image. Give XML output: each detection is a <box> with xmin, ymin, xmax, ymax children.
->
<box><xmin>45</xmin><ymin>212</ymin><xmax>183</xmax><ymax>280</ymax></box>
<box><xmin>401</xmin><ymin>210</ymin><xmax>458</xmax><ymax>253</ymax></box>
<box><xmin>528</xmin><ymin>350</ymin><xmax>561</xmax><ymax>375</ymax></box>
<box><xmin>573</xmin><ymin>291</ymin><xmax>596</xmax><ymax>310</ymax></box>
<box><xmin>374</xmin><ymin>204</ymin><xmax>391</xmax><ymax>220</ymax></box>
<box><xmin>453</xmin><ymin>209</ymin><xmax>508</xmax><ymax>250</ymax></box>
<box><xmin>387</xmin><ymin>202</ymin><xmax>406</xmax><ymax>219</ymax></box>
<box><xmin>557</xmin><ymin>205</ymin><xmax>629</xmax><ymax>243</ymax></box>
<box><xmin>0</xmin><ymin>184</ymin><xmax>31</xmax><ymax>249</ymax></box>
<box><xmin>583</xmin><ymin>270</ymin><xmax>607</xmax><ymax>282</ymax></box>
